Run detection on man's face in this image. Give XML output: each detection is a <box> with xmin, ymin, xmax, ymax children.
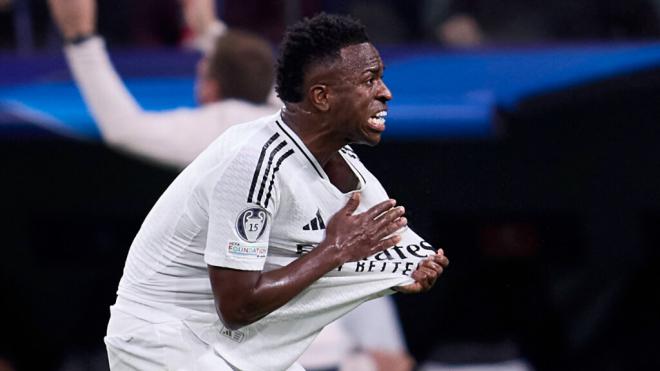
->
<box><xmin>327</xmin><ymin>43</ymin><xmax>392</xmax><ymax>146</ymax></box>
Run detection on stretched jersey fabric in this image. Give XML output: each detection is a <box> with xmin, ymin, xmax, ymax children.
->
<box><xmin>115</xmin><ymin>112</ymin><xmax>435</xmax><ymax>370</ymax></box>
<box><xmin>64</xmin><ymin>35</ymin><xmax>410</xmax><ymax>368</ymax></box>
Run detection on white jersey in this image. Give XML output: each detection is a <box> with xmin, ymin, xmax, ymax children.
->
<box><xmin>65</xmin><ymin>35</ymin><xmax>411</xmax><ymax>369</ymax></box>
<box><xmin>116</xmin><ymin>112</ymin><xmax>434</xmax><ymax>370</ymax></box>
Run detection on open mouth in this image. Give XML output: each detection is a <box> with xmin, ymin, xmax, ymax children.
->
<box><xmin>367</xmin><ymin>110</ymin><xmax>387</xmax><ymax>131</ymax></box>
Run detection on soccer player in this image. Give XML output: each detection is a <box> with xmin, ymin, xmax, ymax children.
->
<box><xmin>49</xmin><ymin>1</ymin><xmax>420</xmax><ymax>369</ymax></box>
<box><xmin>49</xmin><ymin>0</ymin><xmax>416</xmax><ymax>369</ymax></box>
<box><xmin>125</xmin><ymin>13</ymin><xmax>447</xmax><ymax>370</ymax></box>
<box><xmin>51</xmin><ymin>1</ymin><xmax>448</xmax><ymax>370</ymax></box>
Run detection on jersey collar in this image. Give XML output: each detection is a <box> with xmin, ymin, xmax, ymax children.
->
<box><xmin>274</xmin><ymin>116</ymin><xmax>325</xmax><ymax>179</ymax></box>
<box><xmin>274</xmin><ymin>113</ymin><xmax>367</xmax><ymax>194</ymax></box>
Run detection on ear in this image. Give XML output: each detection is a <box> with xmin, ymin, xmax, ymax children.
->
<box><xmin>212</xmin><ymin>80</ymin><xmax>223</xmax><ymax>101</ymax></box>
<box><xmin>308</xmin><ymin>84</ymin><xmax>330</xmax><ymax>112</ymax></box>
<box><xmin>197</xmin><ymin>79</ymin><xmax>222</xmax><ymax>104</ymax></box>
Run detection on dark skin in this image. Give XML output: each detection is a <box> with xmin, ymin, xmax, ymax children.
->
<box><xmin>209</xmin><ymin>42</ymin><xmax>449</xmax><ymax>330</ymax></box>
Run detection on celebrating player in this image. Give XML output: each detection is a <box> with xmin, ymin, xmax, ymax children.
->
<box><xmin>53</xmin><ymin>9</ymin><xmax>449</xmax><ymax>370</ymax></box>
<box><xmin>48</xmin><ymin>0</ymin><xmax>419</xmax><ymax>369</ymax></box>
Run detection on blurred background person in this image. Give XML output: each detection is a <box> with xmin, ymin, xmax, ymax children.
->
<box><xmin>48</xmin><ymin>0</ymin><xmax>414</xmax><ymax>369</ymax></box>
<box><xmin>48</xmin><ymin>0</ymin><xmax>277</xmax><ymax>167</ymax></box>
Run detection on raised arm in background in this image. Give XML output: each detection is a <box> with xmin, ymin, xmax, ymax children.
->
<box><xmin>48</xmin><ymin>0</ymin><xmax>278</xmax><ymax>167</ymax></box>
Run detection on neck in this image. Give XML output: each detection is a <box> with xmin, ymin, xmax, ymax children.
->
<box><xmin>281</xmin><ymin>104</ymin><xmax>344</xmax><ymax>167</ymax></box>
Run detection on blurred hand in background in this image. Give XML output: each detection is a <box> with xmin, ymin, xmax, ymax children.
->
<box><xmin>180</xmin><ymin>0</ymin><xmax>217</xmax><ymax>38</ymax></box>
<box><xmin>48</xmin><ymin>0</ymin><xmax>96</xmax><ymax>40</ymax></box>
<box><xmin>437</xmin><ymin>14</ymin><xmax>483</xmax><ymax>47</ymax></box>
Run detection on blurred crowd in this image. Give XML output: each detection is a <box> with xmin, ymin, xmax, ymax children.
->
<box><xmin>1</xmin><ymin>0</ymin><xmax>659</xmax><ymax>52</ymax></box>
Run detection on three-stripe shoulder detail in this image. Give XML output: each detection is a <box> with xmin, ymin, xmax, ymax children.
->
<box><xmin>247</xmin><ymin>133</ymin><xmax>295</xmax><ymax>207</ymax></box>
<box><xmin>339</xmin><ymin>145</ymin><xmax>358</xmax><ymax>159</ymax></box>
<box><xmin>339</xmin><ymin>145</ymin><xmax>367</xmax><ymax>185</ymax></box>
<box><xmin>275</xmin><ymin>120</ymin><xmax>324</xmax><ymax>178</ymax></box>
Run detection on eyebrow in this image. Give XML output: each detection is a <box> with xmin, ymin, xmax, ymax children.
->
<box><xmin>363</xmin><ymin>64</ymin><xmax>385</xmax><ymax>74</ymax></box>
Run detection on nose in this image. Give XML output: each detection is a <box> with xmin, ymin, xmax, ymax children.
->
<box><xmin>378</xmin><ymin>79</ymin><xmax>393</xmax><ymax>102</ymax></box>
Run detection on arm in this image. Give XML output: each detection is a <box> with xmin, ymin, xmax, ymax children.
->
<box><xmin>64</xmin><ymin>37</ymin><xmax>226</xmax><ymax>167</ymax></box>
<box><xmin>49</xmin><ymin>0</ymin><xmax>232</xmax><ymax>168</ymax></box>
<box><xmin>210</xmin><ymin>193</ymin><xmax>408</xmax><ymax>330</ymax></box>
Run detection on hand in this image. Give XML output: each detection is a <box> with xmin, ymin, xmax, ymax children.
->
<box><xmin>48</xmin><ymin>0</ymin><xmax>96</xmax><ymax>40</ymax></box>
<box><xmin>180</xmin><ymin>0</ymin><xmax>218</xmax><ymax>37</ymax></box>
<box><xmin>395</xmin><ymin>249</ymin><xmax>449</xmax><ymax>294</ymax></box>
<box><xmin>437</xmin><ymin>14</ymin><xmax>483</xmax><ymax>48</ymax></box>
<box><xmin>324</xmin><ymin>193</ymin><xmax>407</xmax><ymax>264</ymax></box>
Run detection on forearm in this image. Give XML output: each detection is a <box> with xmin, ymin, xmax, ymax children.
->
<box><xmin>210</xmin><ymin>195</ymin><xmax>406</xmax><ymax>329</ymax></box>
<box><xmin>52</xmin><ymin>0</ymin><xmax>173</xmax><ymax>161</ymax></box>
<box><xmin>210</xmin><ymin>242</ymin><xmax>342</xmax><ymax>329</ymax></box>
<box><xmin>64</xmin><ymin>37</ymin><xmax>212</xmax><ymax>167</ymax></box>
<box><xmin>64</xmin><ymin>36</ymin><xmax>143</xmax><ymax>144</ymax></box>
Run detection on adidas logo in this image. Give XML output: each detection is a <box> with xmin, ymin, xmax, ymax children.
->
<box><xmin>303</xmin><ymin>210</ymin><xmax>326</xmax><ymax>231</ymax></box>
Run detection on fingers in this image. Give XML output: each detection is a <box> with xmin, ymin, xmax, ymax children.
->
<box><xmin>342</xmin><ymin>192</ymin><xmax>361</xmax><ymax>215</ymax></box>
<box><xmin>433</xmin><ymin>249</ymin><xmax>450</xmax><ymax>267</ymax></box>
<box><xmin>369</xmin><ymin>217</ymin><xmax>407</xmax><ymax>244</ymax></box>
<box><xmin>411</xmin><ymin>265</ymin><xmax>438</xmax><ymax>290</ymax></box>
<box><xmin>181</xmin><ymin>0</ymin><xmax>218</xmax><ymax>35</ymax></box>
<box><xmin>364</xmin><ymin>198</ymin><xmax>397</xmax><ymax>220</ymax></box>
<box><xmin>420</xmin><ymin>252</ymin><xmax>448</xmax><ymax>274</ymax></box>
<box><xmin>394</xmin><ymin>250</ymin><xmax>449</xmax><ymax>294</ymax></box>
<box><xmin>419</xmin><ymin>259</ymin><xmax>443</xmax><ymax>273</ymax></box>
<box><xmin>365</xmin><ymin>201</ymin><xmax>406</xmax><ymax>241</ymax></box>
<box><xmin>369</xmin><ymin>234</ymin><xmax>402</xmax><ymax>255</ymax></box>
<box><xmin>410</xmin><ymin>253</ymin><xmax>448</xmax><ymax>291</ymax></box>
<box><xmin>374</xmin><ymin>205</ymin><xmax>405</xmax><ymax>223</ymax></box>
<box><xmin>380</xmin><ymin>215</ymin><xmax>407</xmax><ymax>237</ymax></box>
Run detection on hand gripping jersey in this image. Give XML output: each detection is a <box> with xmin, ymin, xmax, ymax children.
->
<box><xmin>115</xmin><ymin>112</ymin><xmax>435</xmax><ymax>370</ymax></box>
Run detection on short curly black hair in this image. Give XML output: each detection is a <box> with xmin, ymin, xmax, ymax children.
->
<box><xmin>275</xmin><ymin>13</ymin><xmax>370</xmax><ymax>103</ymax></box>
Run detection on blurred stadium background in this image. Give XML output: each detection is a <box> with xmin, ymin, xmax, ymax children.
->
<box><xmin>1</xmin><ymin>0</ymin><xmax>660</xmax><ymax>370</ymax></box>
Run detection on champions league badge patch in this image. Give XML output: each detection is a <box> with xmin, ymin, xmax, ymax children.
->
<box><xmin>236</xmin><ymin>207</ymin><xmax>269</xmax><ymax>242</ymax></box>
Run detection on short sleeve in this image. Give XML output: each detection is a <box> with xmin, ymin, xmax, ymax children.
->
<box><xmin>203</xmin><ymin>148</ymin><xmax>280</xmax><ymax>271</ymax></box>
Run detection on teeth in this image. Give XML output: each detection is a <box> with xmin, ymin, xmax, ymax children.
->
<box><xmin>368</xmin><ymin>111</ymin><xmax>387</xmax><ymax>127</ymax></box>
<box><xmin>368</xmin><ymin>117</ymin><xmax>385</xmax><ymax>126</ymax></box>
